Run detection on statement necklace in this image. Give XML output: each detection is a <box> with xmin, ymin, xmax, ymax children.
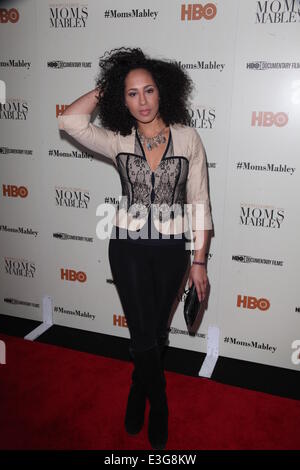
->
<box><xmin>137</xmin><ymin>126</ymin><xmax>167</xmax><ymax>151</ymax></box>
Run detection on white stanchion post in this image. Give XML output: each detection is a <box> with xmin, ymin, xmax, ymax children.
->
<box><xmin>0</xmin><ymin>340</ymin><xmax>6</xmax><ymax>365</ymax></box>
<box><xmin>24</xmin><ymin>296</ymin><xmax>53</xmax><ymax>341</ymax></box>
<box><xmin>198</xmin><ymin>325</ymin><xmax>220</xmax><ymax>378</ymax></box>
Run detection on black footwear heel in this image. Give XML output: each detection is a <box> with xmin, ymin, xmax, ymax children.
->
<box><xmin>148</xmin><ymin>398</ymin><xmax>168</xmax><ymax>449</ymax></box>
<box><xmin>131</xmin><ymin>345</ymin><xmax>169</xmax><ymax>450</ymax></box>
<box><xmin>124</xmin><ymin>368</ymin><xmax>146</xmax><ymax>435</ymax></box>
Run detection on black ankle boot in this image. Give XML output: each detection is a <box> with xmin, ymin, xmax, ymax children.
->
<box><xmin>132</xmin><ymin>345</ymin><xmax>169</xmax><ymax>450</ymax></box>
<box><xmin>124</xmin><ymin>366</ymin><xmax>146</xmax><ymax>435</ymax></box>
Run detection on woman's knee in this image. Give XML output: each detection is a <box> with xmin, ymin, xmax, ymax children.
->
<box><xmin>130</xmin><ymin>336</ymin><xmax>157</xmax><ymax>353</ymax></box>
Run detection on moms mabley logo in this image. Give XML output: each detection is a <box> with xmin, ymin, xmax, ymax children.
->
<box><xmin>240</xmin><ymin>204</ymin><xmax>285</xmax><ymax>228</ymax></box>
<box><xmin>255</xmin><ymin>0</ymin><xmax>300</xmax><ymax>23</ymax></box>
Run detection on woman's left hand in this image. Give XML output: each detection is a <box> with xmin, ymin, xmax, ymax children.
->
<box><xmin>188</xmin><ymin>265</ymin><xmax>208</xmax><ymax>301</ymax></box>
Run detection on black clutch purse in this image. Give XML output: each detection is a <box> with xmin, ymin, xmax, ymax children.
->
<box><xmin>184</xmin><ymin>283</ymin><xmax>201</xmax><ymax>329</ymax></box>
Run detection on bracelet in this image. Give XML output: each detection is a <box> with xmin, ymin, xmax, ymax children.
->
<box><xmin>192</xmin><ymin>261</ymin><xmax>206</xmax><ymax>266</ymax></box>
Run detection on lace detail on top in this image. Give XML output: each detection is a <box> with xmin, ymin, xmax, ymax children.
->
<box><xmin>111</xmin><ymin>128</ymin><xmax>190</xmax><ymax>244</ymax></box>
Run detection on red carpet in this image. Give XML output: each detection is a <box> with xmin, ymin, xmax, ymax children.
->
<box><xmin>0</xmin><ymin>333</ymin><xmax>300</xmax><ymax>450</ymax></box>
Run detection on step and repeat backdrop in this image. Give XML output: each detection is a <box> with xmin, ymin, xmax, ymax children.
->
<box><xmin>1</xmin><ymin>0</ymin><xmax>299</xmax><ymax>371</ymax></box>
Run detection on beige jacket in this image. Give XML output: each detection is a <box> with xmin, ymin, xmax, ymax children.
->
<box><xmin>57</xmin><ymin>113</ymin><xmax>213</xmax><ymax>247</ymax></box>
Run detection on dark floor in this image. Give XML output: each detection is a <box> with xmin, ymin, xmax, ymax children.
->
<box><xmin>0</xmin><ymin>313</ymin><xmax>299</xmax><ymax>401</ymax></box>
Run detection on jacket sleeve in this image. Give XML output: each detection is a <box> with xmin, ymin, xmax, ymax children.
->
<box><xmin>186</xmin><ymin>128</ymin><xmax>213</xmax><ymax>246</ymax></box>
<box><xmin>57</xmin><ymin>113</ymin><xmax>117</xmax><ymax>161</ymax></box>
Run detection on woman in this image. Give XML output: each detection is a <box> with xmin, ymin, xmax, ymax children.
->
<box><xmin>58</xmin><ymin>47</ymin><xmax>213</xmax><ymax>450</ymax></box>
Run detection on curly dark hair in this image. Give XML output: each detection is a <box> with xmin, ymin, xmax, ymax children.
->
<box><xmin>95</xmin><ymin>47</ymin><xmax>194</xmax><ymax>136</ymax></box>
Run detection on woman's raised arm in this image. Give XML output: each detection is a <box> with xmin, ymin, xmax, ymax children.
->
<box><xmin>62</xmin><ymin>88</ymin><xmax>101</xmax><ymax>116</ymax></box>
<box><xmin>57</xmin><ymin>87</ymin><xmax>117</xmax><ymax>160</ymax></box>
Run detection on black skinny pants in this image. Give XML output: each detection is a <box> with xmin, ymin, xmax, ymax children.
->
<box><xmin>108</xmin><ymin>238</ymin><xmax>190</xmax><ymax>352</ymax></box>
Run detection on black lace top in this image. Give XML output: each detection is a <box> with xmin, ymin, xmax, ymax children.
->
<box><xmin>110</xmin><ymin>128</ymin><xmax>189</xmax><ymax>245</ymax></box>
